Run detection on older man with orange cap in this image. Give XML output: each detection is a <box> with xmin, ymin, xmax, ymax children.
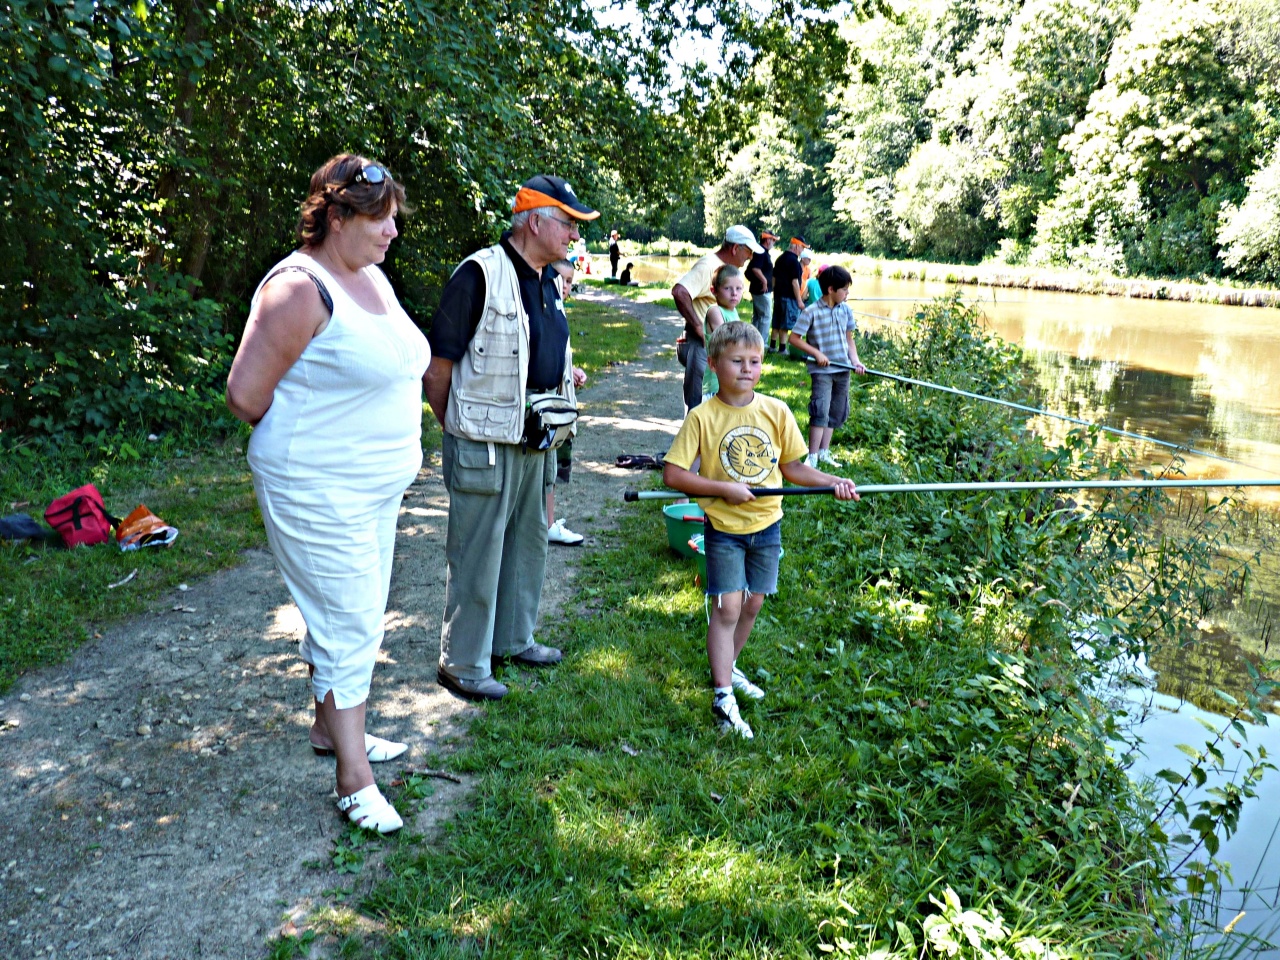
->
<box><xmin>425</xmin><ymin>175</ymin><xmax>599</xmax><ymax>701</ymax></box>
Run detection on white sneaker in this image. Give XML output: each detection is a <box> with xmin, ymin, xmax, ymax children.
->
<box><xmin>817</xmin><ymin>449</ymin><xmax>842</xmax><ymax>467</ymax></box>
<box><xmin>805</xmin><ymin>454</ymin><xmax>818</xmax><ymax>469</ymax></box>
<box><xmin>548</xmin><ymin>519</ymin><xmax>584</xmax><ymax>546</ymax></box>
<box><xmin>731</xmin><ymin>664</ymin><xmax>766</xmax><ymax>700</ymax></box>
<box><xmin>712</xmin><ymin>693</ymin><xmax>754</xmax><ymax>739</ymax></box>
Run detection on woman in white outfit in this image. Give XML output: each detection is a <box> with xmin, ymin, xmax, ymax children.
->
<box><xmin>226</xmin><ymin>154</ymin><xmax>430</xmax><ymax>833</ymax></box>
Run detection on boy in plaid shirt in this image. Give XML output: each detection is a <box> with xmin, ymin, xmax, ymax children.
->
<box><xmin>787</xmin><ymin>265</ymin><xmax>865</xmax><ymax>467</ymax></box>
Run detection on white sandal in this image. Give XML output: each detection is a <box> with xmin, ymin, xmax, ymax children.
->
<box><xmin>363</xmin><ymin>734</ymin><xmax>408</xmax><ymax>763</ymax></box>
<box><xmin>311</xmin><ymin>733</ymin><xmax>409</xmax><ymax>763</ymax></box>
<box><xmin>336</xmin><ymin>784</ymin><xmax>403</xmax><ymax>834</ymax></box>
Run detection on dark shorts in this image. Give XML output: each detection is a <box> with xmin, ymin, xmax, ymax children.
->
<box><xmin>556</xmin><ymin>437</ymin><xmax>573</xmax><ymax>483</ymax></box>
<box><xmin>808</xmin><ymin>372</ymin><xmax>851</xmax><ymax>429</ymax></box>
<box><xmin>703</xmin><ymin>519</ymin><xmax>782</xmax><ymax>596</ymax></box>
<box><xmin>771</xmin><ymin>297</ymin><xmax>801</xmax><ymax>332</ymax></box>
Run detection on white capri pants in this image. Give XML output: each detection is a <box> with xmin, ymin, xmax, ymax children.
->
<box><xmin>253</xmin><ymin>478</ymin><xmax>401</xmax><ymax>709</ymax></box>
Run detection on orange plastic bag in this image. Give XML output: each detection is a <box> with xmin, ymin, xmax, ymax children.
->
<box><xmin>115</xmin><ymin>505</ymin><xmax>179</xmax><ymax>551</ymax></box>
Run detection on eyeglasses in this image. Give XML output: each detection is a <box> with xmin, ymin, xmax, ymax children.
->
<box><xmin>541</xmin><ymin>212</ymin><xmax>577</xmax><ymax>229</ymax></box>
<box><xmin>345</xmin><ymin>164</ymin><xmax>389</xmax><ymax>188</ymax></box>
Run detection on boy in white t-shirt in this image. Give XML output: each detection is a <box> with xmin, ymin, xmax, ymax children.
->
<box><xmin>662</xmin><ymin>322</ymin><xmax>858</xmax><ymax>739</ymax></box>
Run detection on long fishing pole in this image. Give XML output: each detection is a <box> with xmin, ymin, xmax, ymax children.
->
<box><xmin>849</xmin><ymin>308</ymin><xmax>907</xmax><ymax>323</ymax></box>
<box><xmin>624</xmin><ymin>478</ymin><xmax>1280</xmax><ymax>502</ymax></box>
<box><xmin>820</xmin><ymin>362</ymin><xmax>1255</xmax><ymax>471</ymax></box>
<box><xmin>853</xmin><ymin>296</ymin><xmax>1031</xmax><ymax>304</ymax></box>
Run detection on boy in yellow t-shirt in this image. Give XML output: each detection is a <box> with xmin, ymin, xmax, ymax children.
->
<box><xmin>662</xmin><ymin>322</ymin><xmax>858</xmax><ymax>739</ymax></box>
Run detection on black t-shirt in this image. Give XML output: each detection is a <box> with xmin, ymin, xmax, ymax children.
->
<box><xmin>609</xmin><ymin>239</ymin><xmax>620</xmax><ymax>257</ymax></box>
<box><xmin>428</xmin><ymin>234</ymin><xmax>569</xmax><ymax>390</ymax></box>
<box><xmin>773</xmin><ymin>250</ymin><xmax>803</xmax><ymax>302</ymax></box>
<box><xmin>748</xmin><ymin>250</ymin><xmax>774</xmax><ymax>295</ymax></box>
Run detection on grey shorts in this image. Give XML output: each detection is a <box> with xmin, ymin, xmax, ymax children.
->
<box><xmin>809</xmin><ymin>372</ymin><xmax>851</xmax><ymax>429</ymax></box>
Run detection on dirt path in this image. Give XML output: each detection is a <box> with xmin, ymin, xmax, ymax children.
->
<box><xmin>0</xmin><ymin>289</ymin><xmax>684</xmax><ymax>959</ymax></box>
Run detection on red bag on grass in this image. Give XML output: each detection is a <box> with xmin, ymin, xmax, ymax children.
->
<box><xmin>44</xmin><ymin>484</ymin><xmax>118</xmax><ymax>548</ymax></box>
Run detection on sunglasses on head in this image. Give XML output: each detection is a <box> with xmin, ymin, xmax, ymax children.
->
<box><xmin>345</xmin><ymin>164</ymin><xmax>389</xmax><ymax>187</ymax></box>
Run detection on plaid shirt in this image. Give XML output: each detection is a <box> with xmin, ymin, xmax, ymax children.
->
<box><xmin>792</xmin><ymin>301</ymin><xmax>857</xmax><ymax>374</ymax></box>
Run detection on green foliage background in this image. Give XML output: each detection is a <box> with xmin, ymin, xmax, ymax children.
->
<box><xmin>702</xmin><ymin>0</ymin><xmax>1280</xmax><ymax>281</ymax></box>
<box><xmin>0</xmin><ymin>0</ymin><xmax>861</xmax><ymax>437</ymax></box>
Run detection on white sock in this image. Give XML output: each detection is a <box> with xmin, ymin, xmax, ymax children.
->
<box><xmin>714</xmin><ymin>686</ymin><xmax>733</xmax><ymax>700</ymax></box>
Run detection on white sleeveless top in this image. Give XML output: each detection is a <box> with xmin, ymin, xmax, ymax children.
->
<box><xmin>247</xmin><ymin>251</ymin><xmax>431</xmax><ymax>491</ymax></box>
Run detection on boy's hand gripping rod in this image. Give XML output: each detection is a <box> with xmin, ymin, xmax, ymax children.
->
<box><xmin>623</xmin><ymin>478</ymin><xmax>1280</xmax><ymax>502</ymax></box>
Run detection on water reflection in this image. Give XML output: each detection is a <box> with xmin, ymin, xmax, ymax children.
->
<box><xmin>1122</xmin><ymin>671</ymin><xmax>1280</xmax><ymax>952</ymax></box>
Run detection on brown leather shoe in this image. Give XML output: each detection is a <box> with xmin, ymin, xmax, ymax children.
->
<box><xmin>492</xmin><ymin>642</ymin><xmax>563</xmax><ymax>670</ymax></box>
<box><xmin>436</xmin><ymin>669</ymin><xmax>508</xmax><ymax>701</ymax></box>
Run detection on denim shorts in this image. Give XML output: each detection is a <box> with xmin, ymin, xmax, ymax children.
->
<box><xmin>703</xmin><ymin>519</ymin><xmax>782</xmax><ymax>596</ymax></box>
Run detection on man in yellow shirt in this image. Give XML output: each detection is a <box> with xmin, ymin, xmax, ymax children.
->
<box><xmin>671</xmin><ymin>225</ymin><xmax>762</xmax><ymax>411</ymax></box>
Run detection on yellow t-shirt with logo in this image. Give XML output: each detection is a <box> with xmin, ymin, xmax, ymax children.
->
<box><xmin>664</xmin><ymin>393</ymin><xmax>809</xmax><ymax>534</ymax></box>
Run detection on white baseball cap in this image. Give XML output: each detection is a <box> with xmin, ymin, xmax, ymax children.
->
<box><xmin>724</xmin><ymin>225</ymin><xmax>765</xmax><ymax>254</ymax></box>
<box><xmin>800</xmin><ymin>248</ymin><xmax>815</xmax><ymax>261</ymax></box>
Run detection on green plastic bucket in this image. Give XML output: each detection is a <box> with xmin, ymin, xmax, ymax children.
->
<box><xmin>663</xmin><ymin>503</ymin><xmax>705</xmax><ymax>557</ymax></box>
<box><xmin>786</xmin><ymin>342</ymin><xmax>807</xmax><ymax>361</ymax></box>
<box><xmin>690</xmin><ymin>533</ymin><xmax>707</xmax><ymax>581</ymax></box>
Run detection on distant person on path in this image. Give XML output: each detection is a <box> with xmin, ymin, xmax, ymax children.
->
<box><xmin>770</xmin><ymin>235</ymin><xmax>806</xmax><ymax>353</ymax></box>
<box><xmin>547</xmin><ymin>259</ymin><xmax>588</xmax><ymax>547</ymax></box>
<box><xmin>788</xmin><ymin>264</ymin><xmax>865</xmax><ymax>468</ymax></box>
<box><xmin>671</xmin><ymin>225</ymin><xmax>762</xmax><ymax>411</ymax></box>
<box><xmin>226</xmin><ymin>153</ymin><xmax>428</xmax><ymax>834</ymax></box>
<box><xmin>662</xmin><ymin>322</ymin><xmax>858</xmax><ymax>739</ymax></box>
<box><xmin>424</xmin><ymin>175</ymin><xmax>598</xmax><ymax>702</ymax></box>
<box><xmin>573</xmin><ymin>237</ymin><xmax>591</xmax><ymax>275</ymax></box>
<box><xmin>619</xmin><ymin>261</ymin><xmax>636</xmax><ymax>285</ymax></box>
<box><xmin>748</xmin><ymin>230</ymin><xmax>778</xmax><ymax>343</ymax></box>
<box><xmin>609</xmin><ymin>230</ymin><xmax>621</xmax><ymax>278</ymax></box>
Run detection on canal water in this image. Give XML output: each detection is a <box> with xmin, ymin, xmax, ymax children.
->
<box><xmin>627</xmin><ymin>255</ymin><xmax>1280</xmax><ymax>950</ymax></box>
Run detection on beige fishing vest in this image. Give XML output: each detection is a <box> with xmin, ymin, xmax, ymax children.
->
<box><xmin>444</xmin><ymin>243</ymin><xmax>577</xmax><ymax>445</ymax></box>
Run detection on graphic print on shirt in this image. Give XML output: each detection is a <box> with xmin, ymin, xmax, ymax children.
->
<box><xmin>720</xmin><ymin>425</ymin><xmax>777</xmax><ymax>484</ymax></box>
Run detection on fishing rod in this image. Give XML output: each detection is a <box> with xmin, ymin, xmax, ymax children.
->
<box><xmin>818</xmin><ymin>362</ymin><xmax>1257</xmax><ymax>471</ymax></box>
<box><xmin>849</xmin><ymin>308</ymin><xmax>907</xmax><ymax>323</ymax></box>
<box><xmin>853</xmin><ymin>296</ymin><xmax>1036</xmax><ymax>305</ymax></box>
<box><xmin>623</xmin><ymin>478</ymin><xmax>1280</xmax><ymax>502</ymax></box>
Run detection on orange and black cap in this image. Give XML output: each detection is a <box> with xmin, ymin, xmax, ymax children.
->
<box><xmin>513</xmin><ymin>175</ymin><xmax>600</xmax><ymax>220</ymax></box>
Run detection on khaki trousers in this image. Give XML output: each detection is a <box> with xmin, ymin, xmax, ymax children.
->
<box><xmin>439</xmin><ymin>433</ymin><xmax>553</xmax><ymax>679</ymax></box>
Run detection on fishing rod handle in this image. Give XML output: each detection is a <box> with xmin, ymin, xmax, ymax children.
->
<box><xmin>623</xmin><ymin>487</ymin><xmax>837</xmax><ymax>502</ymax></box>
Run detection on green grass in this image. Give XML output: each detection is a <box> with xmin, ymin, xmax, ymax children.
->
<box><xmin>565</xmin><ymin>298</ymin><xmax>645</xmax><ymax>378</ymax></box>
<box><xmin>0</xmin><ymin>303</ymin><xmax>641</xmax><ymax>695</ymax></box>
<box><xmin>0</xmin><ymin>428</ymin><xmax>265</xmax><ymax>692</ymax></box>
<box><xmin>345</xmin><ymin>304</ymin><xmax>1242</xmax><ymax>958</ymax></box>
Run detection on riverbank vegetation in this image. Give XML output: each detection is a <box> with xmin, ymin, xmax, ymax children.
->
<box><xmin>330</xmin><ymin>298</ymin><xmax>1275</xmax><ymax>958</ymax></box>
<box><xmin>671</xmin><ymin>0</ymin><xmax>1280</xmax><ymax>287</ymax></box>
